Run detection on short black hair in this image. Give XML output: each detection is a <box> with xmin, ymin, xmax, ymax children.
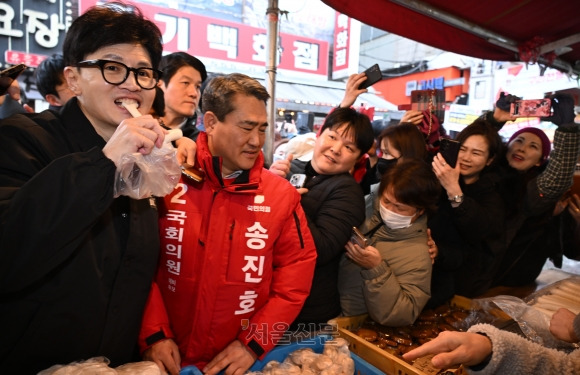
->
<box><xmin>159</xmin><ymin>52</ymin><xmax>207</xmax><ymax>85</ymax></box>
<box><xmin>319</xmin><ymin>107</ymin><xmax>374</xmax><ymax>157</ymax></box>
<box><xmin>35</xmin><ymin>54</ymin><xmax>65</xmax><ymax>98</ymax></box>
<box><xmin>63</xmin><ymin>2</ymin><xmax>163</xmax><ymax>70</ymax></box>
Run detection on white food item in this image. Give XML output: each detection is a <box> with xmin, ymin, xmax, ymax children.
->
<box><xmin>116</xmin><ymin>361</ymin><xmax>161</xmax><ymax>374</ymax></box>
<box><xmin>120</xmin><ymin>99</ymin><xmax>142</xmax><ymax>118</ymax></box>
<box><xmin>312</xmin><ymin>354</ymin><xmax>333</xmax><ymax>371</ymax></box>
<box><xmin>271</xmin><ymin>362</ymin><xmax>301</xmax><ymax>375</ymax></box>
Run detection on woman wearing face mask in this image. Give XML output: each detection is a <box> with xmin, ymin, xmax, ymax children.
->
<box><xmin>364</xmin><ymin>123</ymin><xmax>429</xmax><ymax>219</ymax></box>
<box><xmin>427</xmin><ymin>120</ymin><xmax>505</xmax><ymax>302</ymax></box>
<box><xmin>338</xmin><ymin>159</ymin><xmax>440</xmax><ymax>326</ymax></box>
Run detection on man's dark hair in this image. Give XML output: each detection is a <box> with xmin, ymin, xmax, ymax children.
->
<box><xmin>35</xmin><ymin>54</ymin><xmax>65</xmax><ymax>98</ymax></box>
<box><xmin>202</xmin><ymin>73</ymin><xmax>269</xmax><ymax>121</ymax></box>
<box><xmin>319</xmin><ymin>107</ymin><xmax>375</xmax><ymax>157</ymax></box>
<box><xmin>63</xmin><ymin>2</ymin><xmax>163</xmax><ymax>69</ymax></box>
<box><xmin>159</xmin><ymin>52</ymin><xmax>207</xmax><ymax>85</ymax></box>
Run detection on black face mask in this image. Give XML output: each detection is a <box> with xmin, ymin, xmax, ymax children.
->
<box><xmin>376</xmin><ymin>157</ymin><xmax>398</xmax><ymax>175</ymax></box>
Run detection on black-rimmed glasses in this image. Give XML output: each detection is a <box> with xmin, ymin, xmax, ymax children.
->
<box><xmin>75</xmin><ymin>59</ymin><xmax>162</xmax><ymax>90</ymax></box>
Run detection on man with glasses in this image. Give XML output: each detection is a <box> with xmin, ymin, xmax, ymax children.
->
<box><xmin>0</xmin><ymin>3</ymin><xmax>170</xmax><ymax>373</ymax></box>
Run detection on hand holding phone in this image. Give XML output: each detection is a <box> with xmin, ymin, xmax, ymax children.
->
<box><xmin>350</xmin><ymin>227</ymin><xmax>368</xmax><ymax>248</ymax></box>
<box><xmin>358</xmin><ymin>64</ymin><xmax>382</xmax><ymax>90</ymax></box>
<box><xmin>439</xmin><ymin>138</ymin><xmax>460</xmax><ymax>168</ymax></box>
<box><xmin>0</xmin><ymin>64</ymin><xmax>27</xmax><ymax>96</ymax></box>
<box><xmin>289</xmin><ymin>173</ymin><xmax>306</xmax><ymax>188</ymax></box>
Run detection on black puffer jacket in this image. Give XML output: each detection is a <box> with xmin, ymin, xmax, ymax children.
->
<box><xmin>288</xmin><ymin>160</ymin><xmax>365</xmax><ymax>327</ymax></box>
<box><xmin>0</xmin><ymin>98</ymin><xmax>160</xmax><ymax>374</ymax></box>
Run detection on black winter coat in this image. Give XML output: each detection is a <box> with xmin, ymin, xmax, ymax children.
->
<box><xmin>0</xmin><ymin>98</ymin><xmax>160</xmax><ymax>374</ymax></box>
<box><xmin>288</xmin><ymin>160</ymin><xmax>365</xmax><ymax>328</ymax></box>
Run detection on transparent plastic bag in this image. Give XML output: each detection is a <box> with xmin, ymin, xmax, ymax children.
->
<box><xmin>38</xmin><ymin>357</ymin><xmax>161</xmax><ymax>375</ymax></box>
<box><xmin>471</xmin><ymin>287</ymin><xmax>579</xmax><ymax>351</ymax></box>
<box><xmin>113</xmin><ymin>129</ymin><xmax>182</xmax><ymax>199</ymax></box>
<box><xmin>38</xmin><ymin>357</ymin><xmax>116</xmax><ymax>375</ymax></box>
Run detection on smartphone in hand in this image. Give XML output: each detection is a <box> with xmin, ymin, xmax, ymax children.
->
<box><xmin>0</xmin><ymin>64</ymin><xmax>27</xmax><ymax>96</ymax></box>
<box><xmin>358</xmin><ymin>64</ymin><xmax>382</xmax><ymax>90</ymax></box>
<box><xmin>350</xmin><ymin>227</ymin><xmax>368</xmax><ymax>248</ymax></box>
<box><xmin>510</xmin><ymin>98</ymin><xmax>551</xmax><ymax>117</ymax></box>
<box><xmin>289</xmin><ymin>173</ymin><xmax>307</xmax><ymax>188</ymax></box>
<box><xmin>439</xmin><ymin>138</ymin><xmax>461</xmax><ymax>168</ymax></box>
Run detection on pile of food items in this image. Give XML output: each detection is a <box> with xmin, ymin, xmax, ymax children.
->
<box><xmin>353</xmin><ymin>304</ymin><xmax>470</xmax><ymax>359</ymax></box>
<box><xmin>530</xmin><ymin>278</ymin><xmax>580</xmax><ymax>318</ymax></box>
<box><xmin>247</xmin><ymin>338</ymin><xmax>355</xmax><ymax>375</ymax></box>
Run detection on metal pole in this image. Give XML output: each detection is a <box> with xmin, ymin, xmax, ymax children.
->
<box><xmin>264</xmin><ymin>0</ymin><xmax>279</xmax><ymax>167</ymax></box>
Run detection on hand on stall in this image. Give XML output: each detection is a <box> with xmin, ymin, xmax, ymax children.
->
<box><xmin>402</xmin><ymin>330</ymin><xmax>492</xmax><ymax>368</ymax></box>
<box><xmin>143</xmin><ymin>338</ymin><xmax>181</xmax><ymax>375</ymax></box>
<box><xmin>202</xmin><ymin>339</ymin><xmax>256</xmax><ymax>375</ymax></box>
<box><xmin>550</xmin><ymin>308</ymin><xmax>579</xmax><ymax>343</ymax></box>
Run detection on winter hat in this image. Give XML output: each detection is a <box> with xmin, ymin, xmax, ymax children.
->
<box><xmin>508</xmin><ymin>127</ymin><xmax>551</xmax><ymax>164</ymax></box>
<box><xmin>285</xmin><ymin>132</ymin><xmax>316</xmax><ymax>162</ymax></box>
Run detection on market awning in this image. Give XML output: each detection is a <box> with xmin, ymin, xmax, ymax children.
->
<box><xmin>322</xmin><ymin>0</ymin><xmax>580</xmax><ymax>76</ymax></box>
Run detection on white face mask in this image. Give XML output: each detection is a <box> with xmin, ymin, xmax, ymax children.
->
<box><xmin>379</xmin><ymin>203</ymin><xmax>415</xmax><ymax>229</ymax></box>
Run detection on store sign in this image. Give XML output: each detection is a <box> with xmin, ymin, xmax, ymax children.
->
<box><xmin>81</xmin><ymin>0</ymin><xmax>329</xmax><ymax>80</ymax></box>
<box><xmin>418</xmin><ymin>76</ymin><xmax>444</xmax><ymax>90</ymax></box>
<box><xmin>0</xmin><ymin>0</ymin><xmax>74</xmax><ymax>67</ymax></box>
<box><xmin>331</xmin><ymin>11</ymin><xmax>360</xmax><ymax>80</ymax></box>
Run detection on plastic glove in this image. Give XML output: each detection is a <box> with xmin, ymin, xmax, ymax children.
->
<box><xmin>543</xmin><ymin>93</ymin><xmax>575</xmax><ymax>126</ymax></box>
<box><xmin>495</xmin><ymin>92</ymin><xmax>520</xmax><ymax>112</ymax></box>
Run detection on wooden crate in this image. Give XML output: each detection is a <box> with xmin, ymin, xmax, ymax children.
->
<box><xmin>328</xmin><ymin>297</ymin><xmax>474</xmax><ymax>375</ymax></box>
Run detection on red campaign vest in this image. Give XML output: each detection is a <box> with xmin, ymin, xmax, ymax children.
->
<box><xmin>140</xmin><ymin>132</ymin><xmax>316</xmax><ymax>369</ymax></box>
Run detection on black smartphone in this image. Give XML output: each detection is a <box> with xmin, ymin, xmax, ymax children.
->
<box><xmin>439</xmin><ymin>138</ymin><xmax>460</xmax><ymax>168</ymax></box>
<box><xmin>358</xmin><ymin>63</ymin><xmax>382</xmax><ymax>90</ymax></box>
<box><xmin>0</xmin><ymin>64</ymin><xmax>27</xmax><ymax>96</ymax></box>
<box><xmin>350</xmin><ymin>227</ymin><xmax>368</xmax><ymax>248</ymax></box>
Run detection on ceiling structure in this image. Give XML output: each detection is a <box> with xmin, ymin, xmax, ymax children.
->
<box><xmin>322</xmin><ymin>0</ymin><xmax>580</xmax><ymax>77</ymax></box>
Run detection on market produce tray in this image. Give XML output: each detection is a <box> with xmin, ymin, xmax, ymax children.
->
<box><xmin>328</xmin><ymin>296</ymin><xmax>477</xmax><ymax>375</ymax></box>
<box><xmin>180</xmin><ymin>334</ymin><xmax>384</xmax><ymax>375</ymax></box>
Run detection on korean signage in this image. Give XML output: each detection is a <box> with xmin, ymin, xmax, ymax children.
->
<box><xmin>80</xmin><ymin>0</ymin><xmax>329</xmax><ymax>80</ymax></box>
<box><xmin>331</xmin><ymin>11</ymin><xmax>360</xmax><ymax>80</ymax></box>
<box><xmin>0</xmin><ymin>0</ymin><xmax>75</xmax><ymax>67</ymax></box>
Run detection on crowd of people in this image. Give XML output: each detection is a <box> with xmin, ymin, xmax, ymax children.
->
<box><xmin>0</xmin><ymin>2</ymin><xmax>579</xmax><ymax>375</ymax></box>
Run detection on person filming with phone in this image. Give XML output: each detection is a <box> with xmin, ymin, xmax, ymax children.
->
<box><xmin>428</xmin><ymin>120</ymin><xmax>506</xmax><ymax>300</ymax></box>
<box><xmin>338</xmin><ymin>159</ymin><xmax>440</xmax><ymax>326</ymax></box>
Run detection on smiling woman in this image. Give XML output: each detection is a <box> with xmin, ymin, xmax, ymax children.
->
<box><xmin>427</xmin><ymin>120</ymin><xmax>507</xmax><ymax>302</ymax></box>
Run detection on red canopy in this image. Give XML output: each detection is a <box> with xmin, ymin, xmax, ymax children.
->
<box><xmin>322</xmin><ymin>0</ymin><xmax>580</xmax><ymax>76</ymax></box>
